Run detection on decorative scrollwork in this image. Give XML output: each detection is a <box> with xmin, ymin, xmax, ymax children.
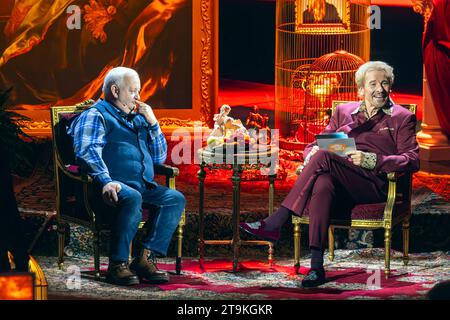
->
<box><xmin>204</xmin><ymin>163</ymin><xmax>233</xmax><ymax>171</ymax></box>
<box><xmin>200</xmin><ymin>0</ymin><xmax>213</xmax><ymax>125</ymax></box>
<box><xmin>411</xmin><ymin>0</ymin><xmax>433</xmax><ymax>27</ymax></box>
<box><xmin>75</xmin><ymin>99</ymin><xmax>95</xmax><ymax>107</ymax></box>
<box><xmin>158</xmin><ymin>117</ymin><xmax>205</xmax><ymax>127</ymax></box>
<box><xmin>16</xmin><ymin>120</ymin><xmax>51</xmax><ymax>130</ymax></box>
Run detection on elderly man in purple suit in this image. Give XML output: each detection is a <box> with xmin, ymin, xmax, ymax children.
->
<box><xmin>240</xmin><ymin>61</ymin><xmax>420</xmax><ymax>287</ymax></box>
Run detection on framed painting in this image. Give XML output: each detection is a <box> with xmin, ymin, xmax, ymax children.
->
<box><xmin>295</xmin><ymin>0</ymin><xmax>350</xmax><ymax>33</ymax></box>
<box><xmin>0</xmin><ymin>0</ymin><xmax>219</xmax><ymax>136</ymax></box>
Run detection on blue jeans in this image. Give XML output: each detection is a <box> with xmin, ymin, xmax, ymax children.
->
<box><xmin>108</xmin><ymin>182</ymin><xmax>185</xmax><ymax>263</ymax></box>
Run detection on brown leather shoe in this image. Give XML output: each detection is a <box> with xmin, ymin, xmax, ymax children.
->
<box><xmin>106</xmin><ymin>261</ymin><xmax>139</xmax><ymax>286</ymax></box>
<box><xmin>129</xmin><ymin>248</ymin><xmax>169</xmax><ymax>284</ymax></box>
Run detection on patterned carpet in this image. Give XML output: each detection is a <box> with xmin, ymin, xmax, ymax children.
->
<box><xmin>38</xmin><ymin>248</ymin><xmax>449</xmax><ymax>300</ymax></box>
<box><xmin>11</xmin><ymin>144</ymin><xmax>450</xmax><ymax>300</ymax></box>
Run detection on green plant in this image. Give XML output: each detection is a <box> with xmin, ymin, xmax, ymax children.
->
<box><xmin>0</xmin><ymin>88</ymin><xmax>35</xmax><ymax>176</ymax></box>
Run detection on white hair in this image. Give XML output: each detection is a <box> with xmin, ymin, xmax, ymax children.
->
<box><xmin>102</xmin><ymin>67</ymin><xmax>140</xmax><ymax>96</ymax></box>
<box><xmin>355</xmin><ymin>61</ymin><xmax>394</xmax><ymax>90</ymax></box>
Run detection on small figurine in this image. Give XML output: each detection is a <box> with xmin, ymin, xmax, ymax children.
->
<box><xmin>245</xmin><ymin>105</ymin><xmax>271</xmax><ymax>145</ymax></box>
<box><xmin>212</xmin><ymin>104</ymin><xmax>231</xmax><ymax>135</ymax></box>
<box><xmin>245</xmin><ymin>105</ymin><xmax>265</xmax><ymax>130</ymax></box>
<box><xmin>207</xmin><ymin>104</ymin><xmax>253</xmax><ymax>148</ymax></box>
<box><xmin>207</xmin><ymin>104</ymin><xmax>231</xmax><ymax>147</ymax></box>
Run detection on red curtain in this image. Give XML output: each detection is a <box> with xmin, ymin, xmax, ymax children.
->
<box><xmin>423</xmin><ymin>0</ymin><xmax>450</xmax><ymax>138</ymax></box>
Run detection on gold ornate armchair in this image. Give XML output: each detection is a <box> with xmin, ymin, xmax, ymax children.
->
<box><xmin>51</xmin><ymin>101</ymin><xmax>186</xmax><ymax>277</ymax></box>
<box><xmin>292</xmin><ymin>101</ymin><xmax>417</xmax><ymax>278</ymax></box>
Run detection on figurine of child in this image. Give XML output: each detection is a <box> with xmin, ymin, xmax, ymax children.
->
<box><xmin>207</xmin><ymin>104</ymin><xmax>252</xmax><ymax>147</ymax></box>
<box><xmin>210</xmin><ymin>104</ymin><xmax>231</xmax><ymax>137</ymax></box>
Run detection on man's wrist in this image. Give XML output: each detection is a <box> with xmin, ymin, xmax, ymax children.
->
<box><xmin>149</xmin><ymin>121</ymin><xmax>160</xmax><ymax>130</ymax></box>
<box><xmin>94</xmin><ymin>173</ymin><xmax>112</xmax><ymax>187</ymax></box>
<box><xmin>144</xmin><ymin>114</ymin><xmax>157</xmax><ymax>126</ymax></box>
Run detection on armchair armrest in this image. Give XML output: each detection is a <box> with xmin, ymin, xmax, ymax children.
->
<box><xmin>54</xmin><ymin>156</ymin><xmax>92</xmax><ymax>183</ymax></box>
<box><xmin>383</xmin><ymin>171</ymin><xmax>407</xmax><ymax>225</ymax></box>
<box><xmin>154</xmin><ymin>163</ymin><xmax>179</xmax><ymax>178</ymax></box>
<box><xmin>387</xmin><ymin>172</ymin><xmax>407</xmax><ymax>181</ymax></box>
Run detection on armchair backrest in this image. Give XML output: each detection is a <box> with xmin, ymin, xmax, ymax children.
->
<box><xmin>50</xmin><ymin>101</ymin><xmax>94</xmax><ymax>168</ymax></box>
<box><xmin>50</xmin><ymin>101</ymin><xmax>96</xmax><ymax>228</ymax></box>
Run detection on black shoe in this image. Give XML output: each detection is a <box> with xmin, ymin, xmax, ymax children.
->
<box><xmin>301</xmin><ymin>268</ymin><xmax>326</xmax><ymax>288</ymax></box>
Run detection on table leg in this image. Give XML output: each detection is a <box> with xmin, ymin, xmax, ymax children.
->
<box><xmin>232</xmin><ymin>164</ymin><xmax>242</xmax><ymax>272</ymax></box>
<box><xmin>268</xmin><ymin>242</ymin><xmax>274</xmax><ymax>267</ymax></box>
<box><xmin>268</xmin><ymin>174</ymin><xmax>276</xmax><ymax>215</ymax></box>
<box><xmin>268</xmin><ymin>173</ymin><xmax>276</xmax><ymax>266</ymax></box>
<box><xmin>198</xmin><ymin>164</ymin><xmax>206</xmax><ymax>269</ymax></box>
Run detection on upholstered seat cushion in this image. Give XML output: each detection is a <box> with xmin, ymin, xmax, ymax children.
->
<box><xmin>299</xmin><ymin>193</ymin><xmax>408</xmax><ymax>222</ymax></box>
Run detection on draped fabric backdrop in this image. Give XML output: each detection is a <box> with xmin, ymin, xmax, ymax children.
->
<box><xmin>422</xmin><ymin>0</ymin><xmax>450</xmax><ymax>138</ymax></box>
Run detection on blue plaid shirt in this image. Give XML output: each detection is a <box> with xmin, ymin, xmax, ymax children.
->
<box><xmin>68</xmin><ymin>103</ymin><xmax>167</xmax><ymax>187</ymax></box>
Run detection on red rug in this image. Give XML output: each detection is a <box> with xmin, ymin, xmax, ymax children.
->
<box><xmin>38</xmin><ymin>249</ymin><xmax>448</xmax><ymax>300</ymax></box>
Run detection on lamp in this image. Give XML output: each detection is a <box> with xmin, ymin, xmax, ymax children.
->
<box><xmin>302</xmin><ymin>72</ymin><xmax>341</xmax><ymax>120</ymax></box>
<box><xmin>0</xmin><ymin>272</ymin><xmax>34</xmax><ymax>300</ymax></box>
<box><xmin>6</xmin><ymin>251</ymin><xmax>48</xmax><ymax>300</ymax></box>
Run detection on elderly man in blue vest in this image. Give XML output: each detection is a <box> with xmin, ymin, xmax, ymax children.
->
<box><xmin>68</xmin><ymin>67</ymin><xmax>186</xmax><ymax>286</ymax></box>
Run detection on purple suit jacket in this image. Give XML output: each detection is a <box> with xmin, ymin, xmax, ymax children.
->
<box><xmin>303</xmin><ymin>102</ymin><xmax>420</xmax><ymax>174</ymax></box>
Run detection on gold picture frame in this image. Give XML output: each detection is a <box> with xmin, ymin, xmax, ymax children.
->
<box><xmin>154</xmin><ymin>0</ymin><xmax>218</xmax><ymax>127</ymax></box>
<box><xmin>295</xmin><ymin>0</ymin><xmax>350</xmax><ymax>33</ymax></box>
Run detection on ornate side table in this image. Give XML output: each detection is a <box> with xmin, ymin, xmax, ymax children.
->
<box><xmin>197</xmin><ymin>145</ymin><xmax>279</xmax><ymax>272</ymax></box>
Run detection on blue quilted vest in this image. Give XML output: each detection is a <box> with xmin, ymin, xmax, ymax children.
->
<box><xmin>93</xmin><ymin>100</ymin><xmax>155</xmax><ymax>192</ymax></box>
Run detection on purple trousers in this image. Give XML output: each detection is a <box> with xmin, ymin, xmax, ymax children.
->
<box><xmin>282</xmin><ymin>150</ymin><xmax>387</xmax><ymax>249</ymax></box>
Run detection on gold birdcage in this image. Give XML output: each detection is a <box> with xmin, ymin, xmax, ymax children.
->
<box><xmin>276</xmin><ymin>0</ymin><xmax>371</xmax><ymax>151</ymax></box>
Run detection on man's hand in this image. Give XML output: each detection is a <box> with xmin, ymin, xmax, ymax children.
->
<box><xmin>102</xmin><ymin>182</ymin><xmax>122</xmax><ymax>206</ymax></box>
<box><xmin>135</xmin><ymin>100</ymin><xmax>157</xmax><ymax>126</ymax></box>
<box><xmin>345</xmin><ymin>150</ymin><xmax>365</xmax><ymax>166</ymax></box>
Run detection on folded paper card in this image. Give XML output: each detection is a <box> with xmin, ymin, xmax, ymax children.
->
<box><xmin>316</xmin><ymin>137</ymin><xmax>356</xmax><ymax>157</ymax></box>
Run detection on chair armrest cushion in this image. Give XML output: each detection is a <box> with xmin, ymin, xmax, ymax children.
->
<box><xmin>66</xmin><ymin>164</ymin><xmax>80</xmax><ymax>174</ymax></box>
<box><xmin>64</xmin><ymin>164</ymin><xmax>92</xmax><ymax>183</ymax></box>
<box><xmin>154</xmin><ymin>164</ymin><xmax>179</xmax><ymax>177</ymax></box>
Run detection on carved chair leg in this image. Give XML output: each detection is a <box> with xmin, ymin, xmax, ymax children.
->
<box><xmin>129</xmin><ymin>241</ymin><xmax>133</xmax><ymax>264</ymax></box>
<box><xmin>293</xmin><ymin>221</ymin><xmax>301</xmax><ymax>274</ymax></box>
<box><xmin>384</xmin><ymin>228</ymin><xmax>392</xmax><ymax>279</ymax></box>
<box><xmin>402</xmin><ymin>219</ymin><xmax>410</xmax><ymax>266</ymax></box>
<box><xmin>328</xmin><ymin>226</ymin><xmax>335</xmax><ymax>262</ymax></box>
<box><xmin>57</xmin><ymin>222</ymin><xmax>66</xmax><ymax>270</ymax></box>
<box><xmin>176</xmin><ymin>211</ymin><xmax>186</xmax><ymax>275</ymax></box>
<box><xmin>93</xmin><ymin>231</ymin><xmax>101</xmax><ymax>279</ymax></box>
